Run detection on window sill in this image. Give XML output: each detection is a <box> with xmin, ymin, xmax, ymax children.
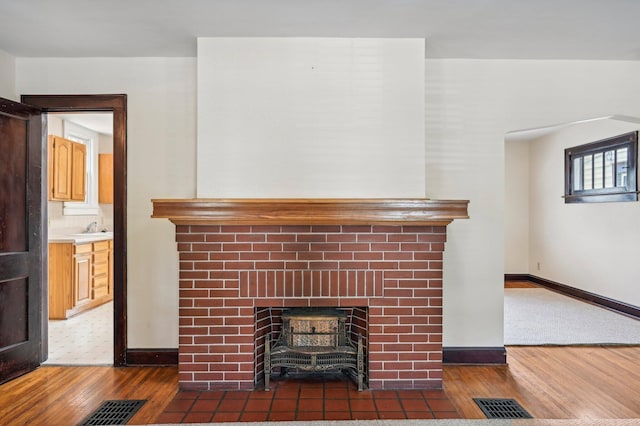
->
<box><xmin>563</xmin><ymin>191</ymin><xmax>638</xmax><ymax>203</ymax></box>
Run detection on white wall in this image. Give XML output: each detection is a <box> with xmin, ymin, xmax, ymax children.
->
<box><xmin>529</xmin><ymin>118</ymin><xmax>640</xmax><ymax>306</ymax></box>
<box><xmin>504</xmin><ymin>139</ymin><xmax>530</xmax><ymax>273</ymax></box>
<box><xmin>197</xmin><ymin>38</ymin><xmax>426</xmax><ymax>198</ymax></box>
<box><xmin>425</xmin><ymin>59</ymin><xmax>640</xmax><ymax>347</ymax></box>
<box><xmin>0</xmin><ymin>49</ymin><xmax>16</xmax><ymax>101</ymax></box>
<box><xmin>14</xmin><ymin>55</ymin><xmax>640</xmax><ymax>350</ymax></box>
<box><xmin>16</xmin><ymin>57</ymin><xmax>197</xmax><ymax>348</ymax></box>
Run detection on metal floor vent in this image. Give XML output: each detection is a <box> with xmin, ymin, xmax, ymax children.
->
<box><xmin>79</xmin><ymin>400</ymin><xmax>146</xmax><ymax>425</ymax></box>
<box><xmin>473</xmin><ymin>398</ymin><xmax>532</xmax><ymax>419</ymax></box>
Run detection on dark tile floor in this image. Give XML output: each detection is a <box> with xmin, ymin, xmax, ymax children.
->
<box><xmin>156</xmin><ymin>374</ymin><xmax>460</xmax><ymax>423</ymax></box>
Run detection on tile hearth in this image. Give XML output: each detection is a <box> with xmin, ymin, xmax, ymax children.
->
<box><xmin>155</xmin><ymin>373</ymin><xmax>460</xmax><ymax>423</ymax></box>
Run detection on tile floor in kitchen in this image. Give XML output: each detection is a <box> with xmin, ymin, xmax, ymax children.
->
<box><xmin>44</xmin><ymin>301</ymin><xmax>113</xmax><ymax>365</ymax></box>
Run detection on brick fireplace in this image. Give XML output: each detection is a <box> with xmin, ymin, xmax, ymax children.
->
<box><xmin>152</xmin><ymin>199</ymin><xmax>468</xmax><ymax>391</ymax></box>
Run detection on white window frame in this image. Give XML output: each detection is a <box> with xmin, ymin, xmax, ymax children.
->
<box><xmin>63</xmin><ymin>121</ymin><xmax>100</xmax><ymax>216</ymax></box>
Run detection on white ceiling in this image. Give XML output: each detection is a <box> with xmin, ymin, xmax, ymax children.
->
<box><xmin>52</xmin><ymin>113</ymin><xmax>113</xmax><ymax>136</ymax></box>
<box><xmin>1</xmin><ymin>0</ymin><xmax>640</xmax><ymax>60</ymax></box>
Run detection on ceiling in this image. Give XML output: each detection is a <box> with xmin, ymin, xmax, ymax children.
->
<box><xmin>1</xmin><ymin>0</ymin><xmax>639</xmax><ymax>60</ymax></box>
<box><xmin>52</xmin><ymin>113</ymin><xmax>113</xmax><ymax>136</ymax></box>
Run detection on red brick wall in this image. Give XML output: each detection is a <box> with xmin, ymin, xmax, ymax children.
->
<box><xmin>177</xmin><ymin>224</ymin><xmax>446</xmax><ymax>391</ymax></box>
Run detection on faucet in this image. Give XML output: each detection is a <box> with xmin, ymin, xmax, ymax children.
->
<box><xmin>85</xmin><ymin>221</ymin><xmax>98</xmax><ymax>233</ymax></box>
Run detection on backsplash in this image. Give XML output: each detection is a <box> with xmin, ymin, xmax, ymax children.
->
<box><xmin>48</xmin><ymin>201</ymin><xmax>114</xmax><ymax>235</ymax></box>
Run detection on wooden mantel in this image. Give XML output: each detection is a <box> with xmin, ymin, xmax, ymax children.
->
<box><xmin>151</xmin><ymin>198</ymin><xmax>469</xmax><ymax>226</ymax></box>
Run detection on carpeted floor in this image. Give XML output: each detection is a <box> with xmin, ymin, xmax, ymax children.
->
<box><xmin>504</xmin><ymin>288</ymin><xmax>640</xmax><ymax>345</ymax></box>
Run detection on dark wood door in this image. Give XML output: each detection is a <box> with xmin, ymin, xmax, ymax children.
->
<box><xmin>0</xmin><ymin>97</ymin><xmax>44</xmax><ymax>384</ymax></box>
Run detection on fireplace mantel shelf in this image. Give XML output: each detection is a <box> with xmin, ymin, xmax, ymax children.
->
<box><xmin>151</xmin><ymin>198</ymin><xmax>469</xmax><ymax>226</ymax></box>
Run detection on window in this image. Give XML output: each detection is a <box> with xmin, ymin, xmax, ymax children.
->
<box><xmin>63</xmin><ymin>120</ymin><xmax>100</xmax><ymax>215</ymax></box>
<box><xmin>564</xmin><ymin>131</ymin><xmax>638</xmax><ymax>203</ymax></box>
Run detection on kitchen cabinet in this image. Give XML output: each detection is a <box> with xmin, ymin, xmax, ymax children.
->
<box><xmin>98</xmin><ymin>153</ymin><xmax>113</xmax><ymax>204</ymax></box>
<box><xmin>48</xmin><ymin>239</ymin><xmax>113</xmax><ymax>320</ymax></box>
<box><xmin>92</xmin><ymin>240</ymin><xmax>109</xmax><ymax>299</ymax></box>
<box><xmin>48</xmin><ymin>135</ymin><xmax>86</xmax><ymax>202</ymax></box>
<box><xmin>107</xmin><ymin>239</ymin><xmax>114</xmax><ymax>297</ymax></box>
<box><xmin>73</xmin><ymin>244</ymin><xmax>92</xmax><ymax>308</ymax></box>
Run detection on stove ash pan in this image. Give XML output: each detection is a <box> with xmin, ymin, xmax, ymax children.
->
<box><xmin>264</xmin><ymin>308</ymin><xmax>364</xmax><ymax>391</ymax></box>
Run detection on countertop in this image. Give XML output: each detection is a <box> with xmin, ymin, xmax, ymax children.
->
<box><xmin>48</xmin><ymin>231</ymin><xmax>114</xmax><ymax>244</ymax></box>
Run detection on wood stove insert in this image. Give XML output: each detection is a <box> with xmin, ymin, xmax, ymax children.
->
<box><xmin>265</xmin><ymin>307</ymin><xmax>364</xmax><ymax>391</ymax></box>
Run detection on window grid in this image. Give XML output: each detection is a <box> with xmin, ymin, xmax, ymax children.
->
<box><xmin>564</xmin><ymin>131</ymin><xmax>638</xmax><ymax>203</ymax></box>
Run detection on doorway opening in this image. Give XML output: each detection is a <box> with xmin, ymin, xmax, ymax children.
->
<box><xmin>21</xmin><ymin>94</ymin><xmax>127</xmax><ymax>366</ymax></box>
<box><xmin>44</xmin><ymin>112</ymin><xmax>114</xmax><ymax>365</ymax></box>
<box><xmin>503</xmin><ymin>116</ymin><xmax>640</xmax><ymax>346</ymax></box>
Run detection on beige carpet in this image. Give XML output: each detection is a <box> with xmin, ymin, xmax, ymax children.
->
<box><xmin>505</xmin><ymin>288</ymin><xmax>640</xmax><ymax>345</ymax></box>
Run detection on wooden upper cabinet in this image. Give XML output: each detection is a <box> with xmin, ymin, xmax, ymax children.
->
<box><xmin>48</xmin><ymin>135</ymin><xmax>72</xmax><ymax>200</ymax></box>
<box><xmin>98</xmin><ymin>153</ymin><xmax>113</xmax><ymax>204</ymax></box>
<box><xmin>70</xmin><ymin>141</ymin><xmax>86</xmax><ymax>201</ymax></box>
<box><xmin>48</xmin><ymin>135</ymin><xmax>86</xmax><ymax>202</ymax></box>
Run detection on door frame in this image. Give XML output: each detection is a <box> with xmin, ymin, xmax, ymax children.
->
<box><xmin>21</xmin><ymin>94</ymin><xmax>128</xmax><ymax>366</ymax></box>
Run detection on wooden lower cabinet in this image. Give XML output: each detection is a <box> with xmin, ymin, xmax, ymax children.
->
<box><xmin>49</xmin><ymin>240</ymin><xmax>113</xmax><ymax>320</ymax></box>
<box><xmin>107</xmin><ymin>240</ymin><xmax>114</xmax><ymax>297</ymax></box>
<box><xmin>73</xmin><ymin>244</ymin><xmax>92</xmax><ymax>308</ymax></box>
<box><xmin>92</xmin><ymin>241</ymin><xmax>109</xmax><ymax>299</ymax></box>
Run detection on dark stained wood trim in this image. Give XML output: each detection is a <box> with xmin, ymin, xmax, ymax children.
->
<box><xmin>504</xmin><ymin>273</ymin><xmax>532</xmax><ymax>282</ymax></box>
<box><xmin>151</xmin><ymin>198</ymin><xmax>470</xmax><ymax>226</ymax></box>
<box><xmin>21</xmin><ymin>94</ymin><xmax>128</xmax><ymax>366</ymax></box>
<box><xmin>564</xmin><ymin>131</ymin><xmax>638</xmax><ymax>204</ymax></box>
<box><xmin>125</xmin><ymin>349</ymin><xmax>178</xmax><ymax>366</ymax></box>
<box><xmin>505</xmin><ymin>273</ymin><xmax>640</xmax><ymax>320</ymax></box>
<box><xmin>443</xmin><ymin>347</ymin><xmax>507</xmax><ymax>364</ymax></box>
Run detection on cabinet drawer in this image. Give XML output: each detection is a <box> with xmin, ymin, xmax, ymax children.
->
<box><xmin>93</xmin><ymin>275</ymin><xmax>108</xmax><ymax>289</ymax></box>
<box><xmin>93</xmin><ymin>261</ymin><xmax>109</xmax><ymax>276</ymax></box>
<box><xmin>93</xmin><ymin>285</ymin><xmax>109</xmax><ymax>299</ymax></box>
<box><xmin>93</xmin><ymin>240</ymin><xmax>110</xmax><ymax>251</ymax></box>
<box><xmin>74</xmin><ymin>243</ymin><xmax>92</xmax><ymax>254</ymax></box>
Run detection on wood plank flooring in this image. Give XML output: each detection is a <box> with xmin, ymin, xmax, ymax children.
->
<box><xmin>445</xmin><ymin>346</ymin><xmax>640</xmax><ymax>419</ymax></box>
<box><xmin>0</xmin><ymin>366</ymin><xmax>178</xmax><ymax>425</ymax></box>
<box><xmin>1</xmin><ymin>346</ymin><xmax>639</xmax><ymax>424</ymax></box>
<box><xmin>505</xmin><ymin>280</ymin><xmax>539</xmax><ymax>288</ymax></box>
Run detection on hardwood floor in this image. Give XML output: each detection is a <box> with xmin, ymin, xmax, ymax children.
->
<box><xmin>0</xmin><ymin>366</ymin><xmax>178</xmax><ymax>425</ymax></box>
<box><xmin>505</xmin><ymin>280</ymin><xmax>539</xmax><ymax>288</ymax></box>
<box><xmin>1</xmin><ymin>346</ymin><xmax>639</xmax><ymax>424</ymax></box>
<box><xmin>445</xmin><ymin>346</ymin><xmax>640</xmax><ymax>419</ymax></box>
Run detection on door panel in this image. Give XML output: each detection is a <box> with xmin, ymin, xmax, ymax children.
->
<box><xmin>0</xmin><ymin>279</ymin><xmax>28</xmax><ymax>348</ymax></box>
<box><xmin>0</xmin><ymin>113</ymin><xmax>27</xmax><ymax>252</ymax></box>
<box><xmin>0</xmin><ymin>98</ymin><xmax>44</xmax><ymax>384</ymax></box>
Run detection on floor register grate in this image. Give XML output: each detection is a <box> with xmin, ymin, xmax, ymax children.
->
<box><xmin>473</xmin><ymin>398</ymin><xmax>532</xmax><ymax>419</ymax></box>
<box><xmin>79</xmin><ymin>400</ymin><xmax>146</xmax><ymax>425</ymax></box>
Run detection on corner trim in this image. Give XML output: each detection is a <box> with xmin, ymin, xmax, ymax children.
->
<box><xmin>443</xmin><ymin>347</ymin><xmax>507</xmax><ymax>365</ymax></box>
<box><xmin>505</xmin><ymin>274</ymin><xmax>640</xmax><ymax>320</ymax></box>
<box><xmin>126</xmin><ymin>349</ymin><xmax>178</xmax><ymax>366</ymax></box>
